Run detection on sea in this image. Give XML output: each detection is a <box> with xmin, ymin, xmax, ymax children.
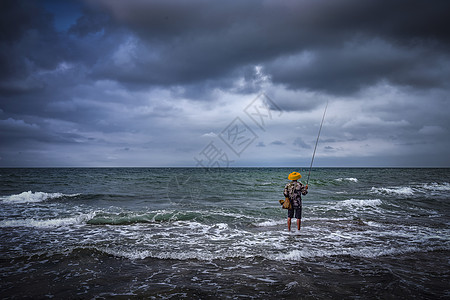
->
<box><xmin>0</xmin><ymin>167</ymin><xmax>449</xmax><ymax>299</ymax></box>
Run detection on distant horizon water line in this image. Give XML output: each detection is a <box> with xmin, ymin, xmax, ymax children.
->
<box><xmin>0</xmin><ymin>166</ymin><xmax>449</xmax><ymax>169</ymax></box>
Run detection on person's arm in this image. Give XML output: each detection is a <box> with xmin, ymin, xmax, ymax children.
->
<box><xmin>301</xmin><ymin>183</ymin><xmax>308</xmax><ymax>195</ymax></box>
<box><xmin>283</xmin><ymin>184</ymin><xmax>289</xmax><ymax>198</ymax></box>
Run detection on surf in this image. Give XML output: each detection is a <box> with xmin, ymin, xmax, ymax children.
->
<box><xmin>0</xmin><ymin>191</ymin><xmax>80</xmax><ymax>204</ymax></box>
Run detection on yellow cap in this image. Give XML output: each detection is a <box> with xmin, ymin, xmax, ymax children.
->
<box><xmin>288</xmin><ymin>172</ymin><xmax>302</xmax><ymax>180</ymax></box>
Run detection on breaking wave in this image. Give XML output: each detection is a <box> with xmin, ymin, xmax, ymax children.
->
<box><xmin>334</xmin><ymin>198</ymin><xmax>382</xmax><ymax>209</ymax></box>
<box><xmin>371</xmin><ymin>186</ymin><xmax>414</xmax><ymax>196</ymax></box>
<box><xmin>272</xmin><ymin>245</ymin><xmax>449</xmax><ymax>261</ymax></box>
<box><xmin>0</xmin><ymin>213</ymin><xmax>94</xmax><ymax>228</ymax></box>
<box><xmin>335</xmin><ymin>177</ymin><xmax>358</xmax><ymax>183</ymax></box>
<box><xmin>254</xmin><ymin>220</ymin><xmax>285</xmax><ymax>227</ymax></box>
<box><xmin>370</xmin><ymin>182</ymin><xmax>449</xmax><ymax>197</ymax></box>
<box><xmin>0</xmin><ymin>191</ymin><xmax>80</xmax><ymax>204</ymax></box>
<box><xmin>422</xmin><ymin>182</ymin><xmax>450</xmax><ymax>191</ymax></box>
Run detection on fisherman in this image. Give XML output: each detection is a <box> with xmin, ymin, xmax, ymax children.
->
<box><xmin>284</xmin><ymin>172</ymin><xmax>308</xmax><ymax>231</ymax></box>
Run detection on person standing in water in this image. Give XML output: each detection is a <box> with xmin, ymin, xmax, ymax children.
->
<box><xmin>284</xmin><ymin>172</ymin><xmax>308</xmax><ymax>231</ymax></box>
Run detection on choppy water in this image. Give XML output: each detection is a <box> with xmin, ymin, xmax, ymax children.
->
<box><xmin>1</xmin><ymin>168</ymin><xmax>449</xmax><ymax>299</ymax></box>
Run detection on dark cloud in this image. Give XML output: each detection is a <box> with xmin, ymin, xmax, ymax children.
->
<box><xmin>0</xmin><ymin>1</ymin><xmax>81</xmax><ymax>97</ymax></box>
<box><xmin>270</xmin><ymin>140</ymin><xmax>286</xmax><ymax>146</ymax></box>
<box><xmin>266</xmin><ymin>39</ymin><xmax>450</xmax><ymax>95</ymax></box>
<box><xmin>83</xmin><ymin>0</ymin><xmax>450</xmax><ymax>94</ymax></box>
<box><xmin>0</xmin><ymin>0</ymin><xmax>449</xmax><ymax>167</ymax></box>
<box><xmin>4</xmin><ymin>0</ymin><xmax>449</xmax><ymax>96</ymax></box>
<box><xmin>293</xmin><ymin>137</ymin><xmax>311</xmax><ymax>149</ymax></box>
<box><xmin>0</xmin><ymin>1</ymin><xmax>50</xmax><ymax>43</ymax></box>
<box><xmin>68</xmin><ymin>12</ymin><xmax>110</xmax><ymax>37</ymax></box>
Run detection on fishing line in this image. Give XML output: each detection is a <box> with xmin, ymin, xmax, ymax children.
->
<box><xmin>307</xmin><ymin>101</ymin><xmax>328</xmax><ymax>185</ymax></box>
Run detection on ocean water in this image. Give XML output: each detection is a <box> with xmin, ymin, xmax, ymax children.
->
<box><xmin>0</xmin><ymin>167</ymin><xmax>449</xmax><ymax>299</ymax></box>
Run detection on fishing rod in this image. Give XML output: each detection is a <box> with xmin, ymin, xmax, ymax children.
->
<box><xmin>306</xmin><ymin>101</ymin><xmax>328</xmax><ymax>185</ymax></box>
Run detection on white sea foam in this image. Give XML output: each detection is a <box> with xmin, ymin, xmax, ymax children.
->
<box><xmin>371</xmin><ymin>186</ymin><xmax>414</xmax><ymax>196</ymax></box>
<box><xmin>422</xmin><ymin>182</ymin><xmax>450</xmax><ymax>191</ymax></box>
<box><xmin>254</xmin><ymin>220</ymin><xmax>285</xmax><ymax>227</ymax></box>
<box><xmin>334</xmin><ymin>198</ymin><xmax>382</xmax><ymax>209</ymax></box>
<box><xmin>0</xmin><ymin>191</ymin><xmax>79</xmax><ymax>204</ymax></box>
<box><xmin>26</xmin><ymin>214</ymin><xmax>449</xmax><ymax>264</ymax></box>
<box><xmin>273</xmin><ymin>249</ymin><xmax>323</xmax><ymax>260</ymax></box>
<box><xmin>97</xmin><ymin>246</ymin><xmax>250</xmax><ymax>261</ymax></box>
<box><xmin>335</xmin><ymin>177</ymin><xmax>358</xmax><ymax>183</ymax></box>
<box><xmin>371</xmin><ymin>182</ymin><xmax>449</xmax><ymax>197</ymax></box>
<box><xmin>307</xmin><ymin>216</ymin><xmax>349</xmax><ymax>222</ymax></box>
<box><xmin>0</xmin><ymin>213</ymin><xmax>94</xmax><ymax>228</ymax></box>
<box><xmin>272</xmin><ymin>243</ymin><xmax>450</xmax><ymax>261</ymax></box>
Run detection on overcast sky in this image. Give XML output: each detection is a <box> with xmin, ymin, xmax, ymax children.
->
<box><xmin>1</xmin><ymin>0</ymin><xmax>449</xmax><ymax>167</ymax></box>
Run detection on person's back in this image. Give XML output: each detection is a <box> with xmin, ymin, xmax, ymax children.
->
<box><xmin>284</xmin><ymin>181</ymin><xmax>305</xmax><ymax>207</ymax></box>
<box><xmin>283</xmin><ymin>172</ymin><xmax>308</xmax><ymax>231</ymax></box>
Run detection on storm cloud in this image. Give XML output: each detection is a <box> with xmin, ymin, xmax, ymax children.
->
<box><xmin>0</xmin><ymin>0</ymin><xmax>449</xmax><ymax>167</ymax></box>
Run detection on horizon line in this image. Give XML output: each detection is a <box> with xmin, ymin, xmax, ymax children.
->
<box><xmin>0</xmin><ymin>166</ymin><xmax>449</xmax><ymax>169</ymax></box>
